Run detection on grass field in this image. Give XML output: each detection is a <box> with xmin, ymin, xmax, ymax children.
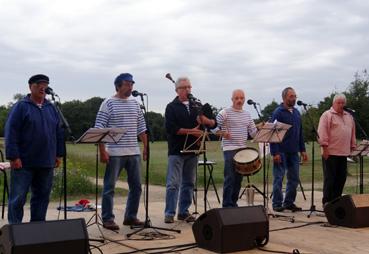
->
<box><xmin>2</xmin><ymin>138</ymin><xmax>369</xmax><ymax>196</ymax></box>
<box><xmin>65</xmin><ymin>140</ymin><xmax>369</xmax><ymax>194</ymax></box>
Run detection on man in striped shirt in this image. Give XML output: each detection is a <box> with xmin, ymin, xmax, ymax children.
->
<box><xmin>95</xmin><ymin>73</ymin><xmax>148</xmax><ymax>230</ymax></box>
<box><xmin>215</xmin><ymin>89</ymin><xmax>258</xmax><ymax>207</ymax></box>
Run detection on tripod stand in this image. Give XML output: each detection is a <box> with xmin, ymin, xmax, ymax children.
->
<box><xmin>298</xmin><ymin>104</ymin><xmax>323</xmax><ymax>217</ymax></box>
<box><xmin>76</xmin><ymin>128</ymin><xmax>126</xmax><ymax>239</ymax></box>
<box><xmin>127</xmin><ymin>94</ymin><xmax>180</xmax><ymax>238</ymax></box>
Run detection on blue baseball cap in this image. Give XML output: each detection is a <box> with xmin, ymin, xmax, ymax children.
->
<box><xmin>114</xmin><ymin>73</ymin><xmax>135</xmax><ymax>85</ymax></box>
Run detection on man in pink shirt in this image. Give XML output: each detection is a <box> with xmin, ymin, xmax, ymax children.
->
<box><xmin>317</xmin><ymin>94</ymin><xmax>356</xmax><ymax>205</ymax></box>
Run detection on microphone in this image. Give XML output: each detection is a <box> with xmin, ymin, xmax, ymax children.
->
<box><xmin>165</xmin><ymin>73</ymin><xmax>175</xmax><ymax>84</ymax></box>
<box><xmin>247</xmin><ymin>99</ymin><xmax>257</xmax><ymax>105</ymax></box>
<box><xmin>297</xmin><ymin>100</ymin><xmax>308</xmax><ymax>107</ymax></box>
<box><xmin>132</xmin><ymin>90</ymin><xmax>146</xmax><ymax>97</ymax></box>
<box><xmin>343</xmin><ymin>106</ymin><xmax>355</xmax><ymax>113</ymax></box>
<box><xmin>45</xmin><ymin>87</ymin><xmax>57</xmax><ymax>96</ymax></box>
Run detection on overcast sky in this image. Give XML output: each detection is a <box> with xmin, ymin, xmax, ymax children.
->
<box><xmin>1</xmin><ymin>0</ymin><xmax>368</xmax><ymax>116</ymax></box>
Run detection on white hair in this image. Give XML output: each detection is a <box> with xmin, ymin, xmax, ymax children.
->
<box><xmin>175</xmin><ymin>76</ymin><xmax>191</xmax><ymax>89</ymax></box>
<box><xmin>333</xmin><ymin>93</ymin><xmax>346</xmax><ymax>103</ymax></box>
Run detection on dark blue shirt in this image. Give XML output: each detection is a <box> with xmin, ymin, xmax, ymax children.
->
<box><xmin>165</xmin><ymin>97</ymin><xmax>200</xmax><ymax>155</ymax></box>
<box><xmin>5</xmin><ymin>95</ymin><xmax>65</xmax><ymax>168</ymax></box>
<box><xmin>269</xmin><ymin>104</ymin><xmax>306</xmax><ymax>155</ymax></box>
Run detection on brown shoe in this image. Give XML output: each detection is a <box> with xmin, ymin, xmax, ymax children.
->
<box><xmin>123</xmin><ymin>218</ymin><xmax>145</xmax><ymax>226</ymax></box>
<box><xmin>103</xmin><ymin>220</ymin><xmax>120</xmax><ymax>230</ymax></box>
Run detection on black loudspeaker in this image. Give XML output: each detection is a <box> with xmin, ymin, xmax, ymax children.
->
<box><xmin>0</xmin><ymin>218</ymin><xmax>89</xmax><ymax>254</ymax></box>
<box><xmin>192</xmin><ymin>205</ymin><xmax>269</xmax><ymax>253</ymax></box>
<box><xmin>324</xmin><ymin>194</ymin><xmax>369</xmax><ymax>228</ymax></box>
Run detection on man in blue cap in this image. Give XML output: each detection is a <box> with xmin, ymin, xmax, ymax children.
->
<box><xmin>95</xmin><ymin>73</ymin><xmax>148</xmax><ymax>230</ymax></box>
<box><xmin>5</xmin><ymin>74</ymin><xmax>64</xmax><ymax>223</ymax></box>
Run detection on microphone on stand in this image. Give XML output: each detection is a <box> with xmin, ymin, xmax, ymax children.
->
<box><xmin>247</xmin><ymin>99</ymin><xmax>257</xmax><ymax>105</ymax></box>
<box><xmin>297</xmin><ymin>100</ymin><xmax>308</xmax><ymax>107</ymax></box>
<box><xmin>132</xmin><ymin>90</ymin><xmax>146</xmax><ymax>97</ymax></box>
<box><xmin>165</xmin><ymin>73</ymin><xmax>176</xmax><ymax>84</ymax></box>
<box><xmin>45</xmin><ymin>87</ymin><xmax>58</xmax><ymax>97</ymax></box>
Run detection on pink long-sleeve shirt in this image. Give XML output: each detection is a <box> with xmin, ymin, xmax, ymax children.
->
<box><xmin>317</xmin><ymin>107</ymin><xmax>356</xmax><ymax>156</ymax></box>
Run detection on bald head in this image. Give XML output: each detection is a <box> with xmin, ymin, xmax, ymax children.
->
<box><xmin>232</xmin><ymin>89</ymin><xmax>245</xmax><ymax>110</ymax></box>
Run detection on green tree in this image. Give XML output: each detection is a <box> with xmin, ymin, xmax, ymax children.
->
<box><xmin>260</xmin><ymin>100</ymin><xmax>279</xmax><ymax>122</ymax></box>
<box><xmin>147</xmin><ymin>111</ymin><xmax>165</xmax><ymax>141</ymax></box>
<box><xmin>61</xmin><ymin>97</ymin><xmax>104</xmax><ymax>139</ymax></box>
<box><xmin>344</xmin><ymin>70</ymin><xmax>369</xmax><ymax>139</ymax></box>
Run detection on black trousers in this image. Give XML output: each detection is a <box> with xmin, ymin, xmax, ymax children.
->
<box><xmin>322</xmin><ymin>155</ymin><xmax>347</xmax><ymax>205</ymax></box>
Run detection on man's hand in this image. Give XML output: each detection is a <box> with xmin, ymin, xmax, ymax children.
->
<box><xmin>273</xmin><ymin>154</ymin><xmax>282</xmax><ymax>164</ymax></box>
<box><xmin>142</xmin><ymin>148</ymin><xmax>148</xmax><ymax>161</ymax></box>
<box><xmin>301</xmin><ymin>152</ymin><xmax>308</xmax><ymax>163</ymax></box>
<box><xmin>322</xmin><ymin>147</ymin><xmax>329</xmax><ymax>160</ymax></box>
<box><xmin>197</xmin><ymin>115</ymin><xmax>215</xmax><ymax>127</ymax></box>
<box><xmin>100</xmin><ymin>149</ymin><xmax>110</xmax><ymax>163</ymax></box>
<box><xmin>10</xmin><ymin>158</ymin><xmax>22</xmax><ymax>169</ymax></box>
<box><xmin>188</xmin><ymin>125</ymin><xmax>204</xmax><ymax>138</ymax></box>
<box><xmin>55</xmin><ymin>157</ymin><xmax>62</xmax><ymax>168</ymax></box>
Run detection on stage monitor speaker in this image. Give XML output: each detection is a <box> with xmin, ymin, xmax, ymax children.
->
<box><xmin>324</xmin><ymin>194</ymin><xmax>369</xmax><ymax>228</ymax></box>
<box><xmin>0</xmin><ymin>218</ymin><xmax>89</xmax><ymax>254</ymax></box>
<box><xmin>192</xmin><ymin>205</ymin><xmax>269</xmax><ymax>253</ymax></box>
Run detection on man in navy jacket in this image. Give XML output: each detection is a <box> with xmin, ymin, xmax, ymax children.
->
<box><xmin>5</xmin><ymin>74</ymin><xmax>64</xmax><ymax>223</ymax></box>
<box><xmin>164</xmin><ymin>77</ymin><xmax>215</xmax><ymax>223</ymax></box>
<box><xmin>270</xmin><ymin>87</ymin><xmax>308</xmax><ymax>212</ymax></box>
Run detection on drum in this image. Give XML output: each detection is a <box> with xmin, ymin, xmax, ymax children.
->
<box><xmin>233</xmin><ymin>147</ymin><xmax>262</xmax><ymax>176</ymax></box>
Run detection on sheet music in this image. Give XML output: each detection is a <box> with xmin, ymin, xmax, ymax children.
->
<box><xmin>351</xmin><ymin>140</ymin><xmax>369</xmax><ymax>157</ymax></box>
<box><xmin>253</xmin><ymin>120</ymin><xmax>292</xmax><ymax>143</ymax></box>
<box><xmin>75</xmin><ymin>128</ymin><xmax>126</xmax><ymax>144</ymax></box>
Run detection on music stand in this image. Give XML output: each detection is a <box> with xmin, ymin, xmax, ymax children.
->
<box><xmin>181</xmin><ymin>130</ymin><xmax>210</xmax><ymax>212</ymax></box>
<box><xmin>253</xmin><ymin>121</ymin><xmax>291</xmax><ymax>208</ymax></box>
<box><xmin>351</xmin><ymin>140</ymin><xmax>369</xmax><ymax>194</ymax></box>
<box><xmin>75</xmin><ymin>127</ymin><xmax>126</xmax><ymax>239</ymax></box>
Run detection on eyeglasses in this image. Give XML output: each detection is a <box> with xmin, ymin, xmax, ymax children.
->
<box><xmin>177</xmin><ymin>86</ymin><xmax>192</xmax><ymax>90</ymax></box>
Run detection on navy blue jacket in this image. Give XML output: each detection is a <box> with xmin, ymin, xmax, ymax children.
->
<box><xmin>269</xmin><ymin>104</ymin><xmax>306</xmax><ymax>155</ymax></box>
<box><xmin>165</xmin><ymin>97</ymin><xmax>201</xmax><ymax>155</ymax></box>
<box><xmin>5</xmin><ymin>95</ymin><xmax>65</xmax><ymax>168</ymax></box>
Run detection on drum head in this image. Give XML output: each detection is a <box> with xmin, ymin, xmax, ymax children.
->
<box><xmin>234</xmin><ymin>148</ymin><xmax>259</xmax><ymax>163</ymax></box>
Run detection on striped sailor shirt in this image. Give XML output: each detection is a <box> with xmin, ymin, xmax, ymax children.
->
<box><xmin>94</xmin><ymin>96</ymin><xmax>146</xmax><ymax>156</ymax></box>
<box><xmin>215</xmin><ymin>107</ymin><xmax>257</xmax><ymax>151</ymax></box>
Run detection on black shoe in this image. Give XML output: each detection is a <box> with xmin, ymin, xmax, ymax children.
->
<box><xmin>123</xmin><ymin>218</ymin><xmax>145</xmax><ymax>226</ymax></box>
<box><xmin>284</xmin><ymin>203</ymin><xmax>302</xmax><ymax>212</ymax></box>
<box><xmin>177</xmin><ymin>213</ymin><xmax>196</xmax><ymax>222</ymax></box>
<box><xmin>273</xmin><ymin>206</ymin><xmax>285</xmax><ymax>212</ymax></box>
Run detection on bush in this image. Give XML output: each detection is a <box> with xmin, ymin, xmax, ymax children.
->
<box><xmin>51</xmin><ymin>167</ymin><xmax>96</xmax><ymax>199</ymax></box>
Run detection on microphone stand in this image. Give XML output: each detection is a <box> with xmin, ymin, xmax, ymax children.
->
<box><xmin>346</xmin><ymin>110</ymin><xmax>368</xmax><ymax>194</ymax></box>
<box><xmin>247</xmin><ymin>103</ymin><xmax>267</xmax><ymax>207</ymax></box>
<box><xmin>50</xmin><ymin>94</ymin><xmax>75</xmax><ymax>220</ymax></box>
<box><xmin>127</xmin><ymin>94</ymin><xmax>180</xmax><ymax>238</ymax></box>
<box><xmin>299</xmin><ymin>104</ymin><xmax>323</xmax><ymax>217</ymax></box>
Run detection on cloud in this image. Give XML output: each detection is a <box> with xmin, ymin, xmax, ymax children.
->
<box><xmin>0</xmin><ymin>0</ymin><xmax>368</xmax><ymax>116</ymax></box>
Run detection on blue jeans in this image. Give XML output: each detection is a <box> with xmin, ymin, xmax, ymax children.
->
<box><xmin>102</xmin><ymin>155</ymin><xmax>142</xmax><ymax>222</ymax></box>
<box><xmin>272</xmin><ymin>152</ymin><xmax>300</xmax><ymax>207</ymax></box>
<box><xmin>165</xmin><ymin>155</ymin><xmax>197</xmax><ymax>217</ymax></box>
<box><xmin>222</xmin><ymin>150</ymin><xmax>243</xmax><ymax>207</ymax></box>
<box><xmin>8</xmin><ymin>167</ymin><xmax>54</xmax><ymax>224</ymax></box>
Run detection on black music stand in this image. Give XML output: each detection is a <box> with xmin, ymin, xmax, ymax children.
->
<box><xmin>253</xmin><ymin>121</ymin><xmax>291</xmax><ymax>208</ymax></box>
<box><xmin>351</xmin><ymin>140</ymin><xmax>369</xmax><ymax>194</ymax></box>
<box><xmin>76</xmin><ymin>127</ymin><xmax>126</xmax><ymax>239</ymax></box>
